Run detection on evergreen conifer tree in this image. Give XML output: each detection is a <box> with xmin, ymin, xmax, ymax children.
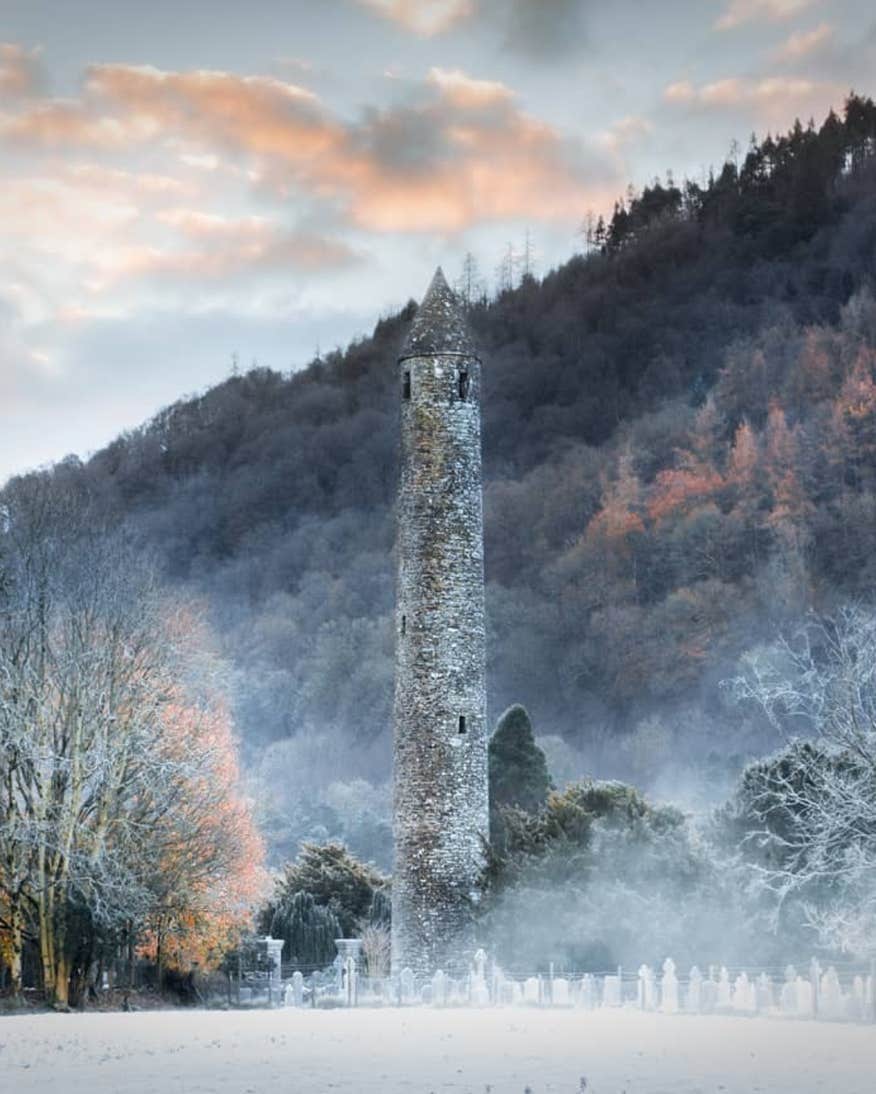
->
<box><xmin>488</xmin><ymin>704</ymin><xmax>551</xmax><ymax>846</ymax></box>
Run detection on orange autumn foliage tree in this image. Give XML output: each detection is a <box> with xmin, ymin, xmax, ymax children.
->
<box><xmin>137</xmin><ymin>611</ymin><xmax>268</xmax><ymax>974</ymax></box>
<box><xmin>584</xmin><ymin>448</ymin><xmax>646</xmax><ymax>598</ymax></box>
<box><xmin>726</xmin><ymin>420</ymin><xmax>759</xmax><ymax>498</ymax></box>
<box><xmin>646</xmin><ymin>458</ymin><xmax>724</xmax><ymax>526</ymax></box>
<box><xmin>141</xmin><ymin>696</ymin><xmax>267</xmax><ymax>972</ymax></box>
<box><xmin>763</xmin><ymin>403</ymin><xmax>812</xmax><ymax>529</ymax></box>
<box><xmin>832</xmin><ymin>348</ymin><xmax>876</xmax><ymax>490</ymax></box>
<box><xmin>587</xmin><ymin>448</ymin><xmax>645</xmax><ymax>548</ymax></box>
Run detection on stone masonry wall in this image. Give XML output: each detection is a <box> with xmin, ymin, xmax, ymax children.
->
<box><xmin>391</xmin><ymin>346</ymin><xmax>489</xmax><ymax>978</ymax></box>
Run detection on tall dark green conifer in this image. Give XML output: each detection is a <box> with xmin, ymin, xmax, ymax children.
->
<box><xmin>488</xmin><ymin>704</ymin><xmax>551</xmax><ymax>846</ymax></box>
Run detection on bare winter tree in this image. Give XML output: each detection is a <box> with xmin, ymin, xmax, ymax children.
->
<box><xmin>0</xmin><ymin>478</ymin><xmax>175</xmax><ymax>1002</ymax></box>
<box><xmin>0</xmin><ymin>475</ymin><xmax>262</xmax><ymax>1005</ymax></box>
<box><xmin>495</xmin><ymin>241</ymin><xmax>518</xmax><ymax>294</ymax></box>
<box><xmin>359</xmin><ymin>923</ymin><xmax>391</xmax><ymax>978</ymax></box>
<box><xmin>454</xmin><ymin>252</ymin><xmax>486</xmax><ymax>308</ymax></box>
<box><xmin>727</xmin><ymin>606</ymin><xmax>876</xmax><ymax>956</ymax></box>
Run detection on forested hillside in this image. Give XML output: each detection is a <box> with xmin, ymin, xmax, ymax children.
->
<box><xmin>14</xmin><ymin>94</ymin><xmax>876</xmax><ymax>864</ymax></box>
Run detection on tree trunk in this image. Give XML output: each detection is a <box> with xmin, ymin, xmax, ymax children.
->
<box><xmin>53</xmin><ymin>953</ymin><xmax>71</xmax><ymax>1009</ymax></box>
<box><xmin>156</xmin><ymin>922</ymin><xmax>164</xmax><ymax>993</ymax></box>
<box><xmin>37</xmin><ymin>887</ymin><xmax>56</xmax><ymax>1002</ymax></box>
<box><xmin>8</xmin><ymin>903</ymin><xmax>24</xmax><ymax>995</ymax></box>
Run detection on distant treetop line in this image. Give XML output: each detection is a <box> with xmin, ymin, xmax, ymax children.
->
<box><xmin>6</xmin><ymin>95</ymin><xmax>876</xmax><ymax>866</ymax></box>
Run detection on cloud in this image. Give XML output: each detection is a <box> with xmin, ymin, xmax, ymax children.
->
<box><xmin>772</xmin><ymin>22</ymin><xmax>833</xmax><ymax>62</ymax></box>
<box><xmin>137</xmin><ymin>211</ymin><xmax>358</xmax><ymax>278</ymax></box>
<box><xmin>483</xmin><ymin>0</ymin><xmax>589</xmax><ymax>58</ymax></box>
<box><xmin>85</xmin><ymin>64</ymin><xmax>333</xmax><ymax>163</ymax></box>
<box><xmin>355</xmin><ymin>0</ymin><xmax>589</xmax><ymax>57</ymax></box>
<box><xmin>0</xmin><ymin>43</ymin><xmax>43</xmax><ymax>97</ymax></box>
<box><xmin>346</xmin><ymin>70</ymin><xmax>612</xmax><ymax>230</ymax></box>
<box><xmin>664</xmin><ymin>81</ymin><xmax>696</xmax><ymax>106</ymax></box>
<box><xmin>0</xmin><ymin>294</ymin><xmax>49</xmax><ymax>406</ymax></box>
<box><xmin>0</xmin><ymin>54</ymin><xmax>617</xmax><ymax>478</ymax></box>
<box><xmin>715</xmin><ymin>0</ymin><xmax>816</xmax><ymax>31</ymax></box>
<box><xmin>662</xmin><ymin>73</ymin><xmax>843</xmax><ymax>127</ymax></box>
<box><xmin>67</xmin><ymin>163</ymin><xmax>190</xmax><ymax>197</ymax></box>
<box><xmin>0</xmin><ymin>101</ymin><xmax>139</xmax><ymax>148</ymax></box>
<box><xmin>426</xmin><ymin>67</ymin><xmax>513</xmax><ymax>108</ymax></box>
<box><xmin>3</xmin><ymin>62</ymin><xmax>612</xmax><ymax>234</ymax></box>
<box><xmin>355</xmin><ymin>0</ymin><xmax>472</xmax><ymax>36</ymax></box>
<box><xmin>599</xmin><ymin>115</ymin><xmax>651</xmax><ymax>152</ymax></box>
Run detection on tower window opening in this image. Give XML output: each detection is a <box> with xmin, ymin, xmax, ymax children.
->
<box><xmin>403</xmin><ymin>370</ymin><xmax>411</xmax><ymax>399</ymax></box>
<box><xmin>458</xmin><ymin>714</ymin><xmax>467</xmax><ymax>734</ymax></box>
<box><xmin>401</xmin><ymin>614</ymin><xmax>406</xmax><ymax>635</ymax></box>
<box><xmin>458</xmin><ymin>369</ymin><xmax>470</xmax><ymax>401</ymax></box>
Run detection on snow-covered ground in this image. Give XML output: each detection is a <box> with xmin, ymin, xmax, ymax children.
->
<box><xmin>2</xmin><ymin>1006</ymin><xmax>874</xmax><ymax>1093</ymax></box>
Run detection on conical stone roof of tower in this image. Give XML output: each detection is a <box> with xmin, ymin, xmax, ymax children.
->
<box><xmin>400</xmin><ymin>267</ymin><xmax>477</xmax><ymax>360</ymax></box>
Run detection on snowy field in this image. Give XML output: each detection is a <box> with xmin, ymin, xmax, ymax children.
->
<box><xmin>2</xmin><ymin>1007</ymin><xmax>874</xmax><ymax>1094</ymax></box>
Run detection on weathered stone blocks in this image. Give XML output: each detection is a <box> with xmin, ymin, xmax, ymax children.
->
<box><xmin>391</xmin><ymin>269</ymin><xmax>489</xmax><ymax>978</ymax></box>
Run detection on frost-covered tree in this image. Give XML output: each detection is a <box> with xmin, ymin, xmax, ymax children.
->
<box><xmin>259</xmin><ymin>841</ymin><xmax>388</xmax><ymax>946</ymax></box>
<box><xmin>726</xmin><ymin>606</ymin><xmax>876</xmax><ymax>956</ymax></box>
<box><xmin>0</xmin><ymin>475</ymin><xmax>264</xmax><ymax>1005</ymax></box>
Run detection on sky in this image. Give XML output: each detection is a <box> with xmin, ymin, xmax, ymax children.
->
<box><xmin>1</xmin><ymin>0</ymin><xmax>874</xmax><ymax>484</ymax></box>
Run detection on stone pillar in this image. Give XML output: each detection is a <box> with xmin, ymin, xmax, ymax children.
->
<box><xmin>262</xmin><ymin>937</ymin><xmax>283</xmax><ymax>984</ymax></box>
<box><xmin>334</xmin><ymin>938</ymin><xmax>362</xmax><ymax>998</ymax></box>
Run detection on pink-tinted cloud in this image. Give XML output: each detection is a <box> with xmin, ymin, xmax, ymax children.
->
<box><xmin>98</xmin><ymin>229</ymin><xmax>356</xmax><ymax>282</ymax></box>
<box><xmin>148</xmin><ymin>209</ymin><xmax>357</xmax><ymax>274</ymax></box>
<box><xmin>663</xmin><ymin>80</ymin><xmax>696</xmax><ymax>106</ymax></box>
<box><xmin>2</xmin><ymin>62</ymin><xmax>615</xmax><ymax>234</ymax></box>
<box><xmin>426</xmin><ymin>66</ymin><xmax>512</xmax><ymax>108</ymax></box>
<box><xmin>356</xmin><ymin>0</ymin><xmax>590</xmax><ymax>58</ymax></box>
<box><xmin>598</xmin><ymin>115</ymin><xmax>652</xmax><ymax>152</ymax></box>
<box><xmin>355</xmin><ymin>0</ymin><xmax>472</xmax><ymax>36</ymax></box>
<box><xmin>86</xmin><ymin>64</ymin><xmax>334</xmax><ymax>162</ymax></box>
<box><xmin>67</xmin><ymin>163</ymin><xmax>190</xmax><ymax>197</ymax></box>
<box><xmin>772</xmin><ymin>22</ymin><xmax>833</xmax><ymax>62</ymax></box>
<box><xmin>0</xmin><ymin>101</ymin><xmax>138</xmax><ymax>147</ymax></box>
<box><xmin>715</xmin><ymin>0</ymin><xmax>817</xmax><ymax>31</ymax></box>
<box><xmin>344</xmin><ymin>71</ymin><xmax>611</xmax><ymax>230</ymax></box>
<box><xmin>663</xmin><ymin>73</ymin><xmax>843</xmax><ymax>128</ymax></box>
<box><xmin>0</xmin><ymin>43</ymin><xmax>42</xmax><ymax>97</ymax></box>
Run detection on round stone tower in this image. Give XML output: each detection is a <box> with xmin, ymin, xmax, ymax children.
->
<box><xmin>391</xmin><ymin>267</ymin><xmax>489</xmax><ymax>979</ymax></box>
